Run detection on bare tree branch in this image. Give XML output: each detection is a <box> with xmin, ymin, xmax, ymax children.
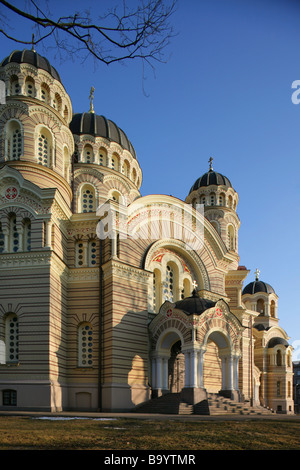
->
<box><xmin>0</xmin><ymin>0</ymin><xmax>177</xmax><ymax>67</ymax></box>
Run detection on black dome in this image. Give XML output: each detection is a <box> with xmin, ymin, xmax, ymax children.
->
<box><xmin>1</xmin><ymin>49</ymin><xmax>61</xmax><ymax>82</ymax></box>
<box><xmin>267</xmin><ymin>337</ymin><xmax>289</xmax><ymax>349</ymax></box>
<box><xmin>175</xmin><ymin>290</ymin><xmax>216</xmax><ymax>316</ymax></box>
<box><xmin>70</xmin><ymin>112</ymin><xmax>136</xmax><ymax>159</ymax></box>
<box><xmin>189</xmin><ymin>169</ymin><xmax>232</xmax><ymax>194</ymax></box>
<box><xmin>242</xmin><ymin>280</ymin><xmax>275</xmax><ymax>296</ymax></box>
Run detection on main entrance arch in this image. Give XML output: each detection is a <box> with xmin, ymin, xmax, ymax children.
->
<box><xmin>148</xmin><ymin>293</ymin><xmax>244</xmax><ymax>403</ymax></box>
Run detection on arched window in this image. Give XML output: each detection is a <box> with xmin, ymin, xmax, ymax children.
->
<box><xmin>40</xmin><ymin>83</ymin><xmax>50</xmax><ymax>104</ymax></box>
<box><xmin>5</xmin><ymin>313</ymin><xmax>19</xmax><ymax>363</ymax></box>
<box><xmin>210</xmin><ymin>193</ymin><xmax>215</xmax><ymax>206</ymax></box>
<box><xmin>164</xmin><ymin>264</ymin><xmax>174</xmax><ymax>302</ymax></box>
<box><xmin>2</xmin><ymin>389</ymin><xmax>17</xmax><ymax>406</ymax></box>
<box><xmin>218</xmin><ymin>194</ymin><xmax>225</xmax><ymax>206</ymax></box>
<box><xmin>88</xmin><ymin>240</ymin><xmax>97</xmax><ymax>266</ymax></box>
<box><xmin>83</xmin><ymin>145</ymin><xmax>93</xmax><ymax>163</ymax></box>
<box><xmin>25</xmin><ymin>77</ymin><xmax>35</xmax><ymax>97</ymax></box>
<box><xmin>122</xmin><ymin>160</ymin><xmax>129</xmax><ymax>177</ymax></box>
<box><xmin>6</xmin><ymin>120</ymin><xmax>22</xmax><ymax>160</ymax></box>
<box><xmin>23</xmin><ymin>219</ymin><xmax>31</xmax><ymax>252</ymax></box>
<box><xmin>276</xmin><ymin>350</ymin><xmax>282</xmax><ymax>366</ymax></box>
<box><xmin>80</xmin><ymin>185</ymin><xmax>96</xmax><ymax>213</ymax></box>
<box><xmin>227</xmin><ymin>225</ymin><xmax>235</xmax><ymax>251</ymax></box>
<box><xmin>0</xmin><ymin>223</ymin><xmax>4</xmax><ymax>253</ymax></box>
<box><xmin>37</xmin><ymin>129</ymin><xmax>51</xmax><ymax>166</ymax></box>
<box><xmin>270</xmin><ymin>300</ymin><xmax>276</xmax><ymax>317</ymax></box>
<box><xmin>200</xmin><ymin>195</ymin><xmax>206</xmax><ymax>205</ymax></box>
<box><xmin>9</xmin><ymin>214</ymin><xmax>19</xmax><ymax>252</ymax></box>
<box><xmin>99</xmin><ymin>151</ymin><xmax>106</xmax><ymax>166</ymax></box>
<box><xmin>257</xmin><ymin>299</ymin><xmax>265</xmax><ymax>315</ymax></box>
<box><xmin>78</xmin><ymin>323</ymin><xmax>93</xmax><ymax>367</ymax></box>
<box><xmin>111</xmin><ymin>154</ymin><xmax>119</xmax><ymax>171</ymax></box>
<box><xmin>53</xmin><ymin>93</ymin><xmax>62</xmax><ymax>112</ymax></box>
<box><xmin>10</xmin><ymin>76</ymin><xmax>20</xmax><ymax>95</ymax></box>
<box><xmin>75</xmin><ymin>241</ymin><xmax>85</xmax><ymax>267</ymax></box>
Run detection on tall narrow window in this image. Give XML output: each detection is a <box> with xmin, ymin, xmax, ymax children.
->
<box><xmin>10</xmin><ymin>76</ymin><xmax>20</xmax><ymax>95</ymax></box>
<box><xmin>99</xmin><ymin>152</ymin><xmax>106</xmax><ymax>166</ymax></box>
<box><xmin>23</xmin><ymin>219</ymin><xmax>31</xmax><ymax>252</ymax></box>
<box><xmin>25</xmin><ymin>77</ymin><xmax>35</xmax><ymax>97</ymax></box>
<box><xmin>164</xmin><ymin>265</ymin><xmax>174</xmax><ymax>302</ymax></box>
<box><xmin>83</xmin><ymin>145</ymin><xmax>93</xmax><ymax>163</ymax></box>
<box><xmin>40</xmin><ymin>84</ymin><xmax>50</xmax><ymax>104</ymax></box>
<box><xmin>78</xmin><ymin>323</ymin><xmax>93</xmax><ymax>367</ymax></box>
<box><xmin>0</xmin><ymin>223</ymin><xmax>4</xmax><ymax>253</ymax></box>
<box><xmin>227</xmin><ymin>225</ymin><xmax>235</xmax><ymax>251</ymax></box>
<box><xmin>81</xmin><ymin>185</ymin><xmax>96</xmax><ymax>213</ymax></box>
<box><xmin>10</xmin><ymin>215</ymin><xmax>19</xmax><ymax>252</ymax></box>
<box><xmin>276</xmin><ymin>350</ymin><xmax>282</xmax><ymax>366</ymax></box>
<box><xmin>88</xmin><ymin>240</ymin><xmax>97</xmax><ymax>266</ymax></box>
<box><xmin>76</xmin><ymin>241</ymin><xmax>85</xmax><ymax>266</ymax></box>
<box><xmin>38</xmin><ymin>132</ymin><xmax>50</xmax><ymax>166</ymax></box>
<box><xmin>6</xmin><ymin>120</ymin><xmax>22</xmax><ymax>161</ymax></box>
<box><xmin>5</xmin><ymin>314</ymin><xmax>19</xmax><ymax>363</ymax></box>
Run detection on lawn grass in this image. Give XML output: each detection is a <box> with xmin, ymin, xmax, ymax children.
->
<box><xmin>0</xmin><ymin>416</ymin><xmax>299</xmax><ymax>450</ymax></box>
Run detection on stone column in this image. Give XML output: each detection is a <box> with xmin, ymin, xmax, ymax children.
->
<box><xmin>197</xmin><ymin>350</ymin><xmax>205</xmax><ymax>388</ymax></box>
<box><xmin>184</xmin><ymin>351</ymin><xmax>190</xmax><ymax>388</ymax></box>
<box><xmin>190</xmin><ymin>351</ymin><xmax>198</xmax><ymax>388</ymax></box>
<box><xmin>162</xmin><ymin>357</ymin><xmax>169</xmax><ymax>392</ymax></box>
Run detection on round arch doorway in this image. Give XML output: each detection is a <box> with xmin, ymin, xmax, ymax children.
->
<box><xmin>168</xmin><ymin>340</ymin><xmax>185</xmax><ymax>393</ymax></box>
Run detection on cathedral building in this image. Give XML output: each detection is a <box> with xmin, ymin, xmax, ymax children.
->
<box><xmin>0</xmin><ymin>48</ymin><xmax>294</xmax><ymax>414</ymax></box>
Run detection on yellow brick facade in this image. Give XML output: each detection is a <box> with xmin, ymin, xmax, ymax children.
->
<box><xmin>0</xmin><ymin>49</ymin><xmax>294</xmax><ymax>414</ymax></box>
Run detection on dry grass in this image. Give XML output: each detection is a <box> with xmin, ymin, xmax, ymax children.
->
<box><xmin>0</xmin><ymin>416</ymin><xmax>299</xmax><ymax>450</ymax></box>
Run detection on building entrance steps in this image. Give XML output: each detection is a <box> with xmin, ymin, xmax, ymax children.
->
<box><xmin>133</xmin><ymin>392</ymin><xmax>275</xmax><ymax>416</ymax></box>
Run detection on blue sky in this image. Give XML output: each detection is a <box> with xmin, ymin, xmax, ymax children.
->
<box><xmin>1</xmin><ymin>0</ymin><xmax>300</xmax><ymax>357</ymax></box>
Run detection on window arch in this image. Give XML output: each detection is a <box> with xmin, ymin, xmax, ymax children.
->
<box><xmin>6</xmin><ymin>120</ymin><xmax>22</xmax><ymax>161</ymax></box>
<box><xmin>163</xmin><ymin>264</ymin><xmax>175</xmax><ymax>302</ymax></box>
<box><xmin>53</xmin><ymin>92</ymin><xmax>62</xmax><ymax>112</ymax></box>
<box><xmin>270</xmin><ymin>300</ymin><xmax>276</xmax><ymax>317</ymax></box>
<box><xmin>122</xmin><ymin>160</ymin><xmax>129</xmax><ymax>177</ymax></box>
<box><xmin>111</xmin><ymin>153</ymin><xmax>119</xmax><ymax>171</ymax></box>
<box><xmin>40</xmin><ymin>83</ymin><xmax>50</xmax><ymax>104</ymax></box>
<box><xmin>99</xmin><ymin>150</ymin><xmax>107</xmax><ymax>166</ymax></box>
<box><xmin>9</xmin><ymin>214</ymin><xmax>19</xmax><ymax>252</ymax></box>
<box><xmin>78</xmin><ymin>323</ymin><xmax>93</xmax><ymax>367</ymax></box>
<box><xmin>83</xmin><ymin>144</ymin><xmax>93</xmax><ymax>163</ymax></box>
<box><xmin>80</xmin><ymin>184</ymin><xmax>96</xmax><ymax>213</ymax></box>
<box><xmin>210</xmin><ymin>193</ymin><xmax>215</xmax><ymax>206</ymax></box>
<box><xmin>37</xmin><ymin>127</ymin><xmax>52</xmax><ymax>166</ymax></box>
<box><xmin>218</xmin><ymin>193</ymin><xmax>225</xmax><ymax>206</ymax></box>
<box><xmin>200</xmin><ymin>194</ymin><xmax>206</xmax><ymax>205</ymax></box>
<box><xmin>276</xmin><ymin>349</ymin><xmax>282</xmax><ymax>366</ymax></box>
<box><xmin>10</xmin><ymin>75</ymin><xmax>20</xmax><ymax>95</ymax></box>
<box><xmin>5</xmin><ymin>313</ymin><xmax>19</xmax><ymax>363</ymax></box>
<box><xmin>25</xmin><ymin>76</ymin><xmax>35</xmax><ymax>97</ymax></box>
<box><xmin>23</xmin><ymin>219</ymin><xmax>31</xmax><ymax>252</ymax></box>
<box><xmin>257</xmin><ymin>298</ymin><xmax>265</xmax><ymax>315</ymax></box>
<box><xmin>227</xmin><ymin>225</ymin><xmax>235</xmax><ymax>251</ymax></box>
